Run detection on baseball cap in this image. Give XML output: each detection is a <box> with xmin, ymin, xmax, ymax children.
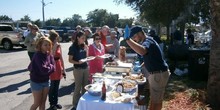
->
<box><xmin>129</xmin><ymin>26</ymin><xmax>143</xmax><ymax>38</ymax></box>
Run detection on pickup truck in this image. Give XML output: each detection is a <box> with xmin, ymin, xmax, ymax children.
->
<box><xmin>0</xmin><ymin>24</ymin><xmax>25</xmax><ymax>50</ymax></box>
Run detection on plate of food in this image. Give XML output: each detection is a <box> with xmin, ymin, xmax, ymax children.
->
<box><xmin>99</xmin><ymin>54</ymin><xmax>112</xmax><ymax>59</ymax></box>
<box><xmin>124</xmin><ymin>74</ymin><xmax>146</xmax><ymax>85</ymax></box>
<box><xmin>80</xmin><ymin>56</ymin><xmax>96</xmax><ymax>62</ymax></box>
<box><xmin>85</xmin><ymin>83</ymin><xmax>113</xmax><ymax>96</ymax></box>
<box><xmin>119</xmin><ymin>79</ymin><xmax>137</xmax><ymax>93</ymax></box>
<box><xmin>108</xmin><ymin>91</ymin><xmax>135</xmax><ymax>103</ymax></box>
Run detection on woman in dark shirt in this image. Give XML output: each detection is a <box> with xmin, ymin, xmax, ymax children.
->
<box><xmin>68</xmin><ymin>31</ymin><xmax>89</xmax><ymax>109</ymax></box>
<box><xmin>28</xmin><ymin>37</ymin><xmax>55</xmax><ymax>110</ymax></box>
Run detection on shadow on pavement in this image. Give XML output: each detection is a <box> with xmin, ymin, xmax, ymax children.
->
<box><xmin>17</xmin><ymin>88</ymin><xmax>31</xmax><ymax>95</ymax></box>
<box><xmin>65</xmin><ymin>67</ymin><xmax>74</xmax><ymax>72</ymax></box>
<box><xmin>58</xmin><ymin>83</ymin><xmax>75</xmax><ymax>97</ymax></box>
<box><xmin>0</xmin><ymin>47</ymin><xmax>26</xmax><ymax>53</ymax></box>
<box><xmin>0</xmin><ymin>68</ymin><xmax>28</xmax><ymax>78</ymax></box>
<box><xmin>0</xmin><ymin>79</ymin><xmax>30</xmax><ymax>93</ymax></box>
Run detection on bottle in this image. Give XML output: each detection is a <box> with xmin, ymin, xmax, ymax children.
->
<box><xmin>101</xmin><ymin>81</ymin><xmax>106</xmax><ymax>101</ymax></box>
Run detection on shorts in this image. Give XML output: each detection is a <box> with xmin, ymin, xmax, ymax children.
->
<box><xmin>148</xmin><ymin>70</ymin><xmax>170</xmax><ymax>103</ymax></box>
<box><xmin>30</xmin><ymin>80</ymin><xmax>50</xmax><ymax>91</ymax></box>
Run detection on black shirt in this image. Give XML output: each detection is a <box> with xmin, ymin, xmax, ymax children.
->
<box><xmin>68</xmin><ymin>44</ymin><xmax>88</xmax><ymax>68</ymax></box>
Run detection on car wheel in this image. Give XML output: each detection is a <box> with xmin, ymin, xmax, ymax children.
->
<box><xmin>3</xmin><ymin>40</ymin><xmax>13</xmax><ymax>50</ymax></box>
<box><xmin>21</xmin><ymin>45</ymin><xmax>27</xmax><ymax>48</ymax></box>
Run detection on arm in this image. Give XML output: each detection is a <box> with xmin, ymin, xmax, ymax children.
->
<box><xmin>24</xmin><ymin>35</ymin><xmax>31</xmax><ymax>47</ymax></box>
<box><xmin>126</xmin><ymin>39</ymin><xmax>147</xmax><ymax>56</ymax></box>
<box><xmin>59</xmin><ymin>45</ymin><xmax>65</xmax><ymax>73</ymax></box>
<box><xmin>68</xmin><ymin>55</ymin><xmax>83</xmax><ymax>64</ymax></box>
<box><xmin>34</xmin><ymin>54</ymin><xmax>55</xmax><ymax>76</ymax></box>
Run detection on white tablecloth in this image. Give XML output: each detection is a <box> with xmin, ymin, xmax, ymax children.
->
<box><xmin>77</xmin><ymin>92</ymin><xmax>135</xmax><ymax>110</ymax></box>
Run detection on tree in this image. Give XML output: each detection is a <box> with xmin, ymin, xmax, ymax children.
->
<box><xmin>20</xmin><ymin>15</ymin><xmax>31</xmax><ymax>21</ymax></box>
<box><xmin>87</xmin><ymin>9</ymin><xmax>109</xmax><ymax>27</ymax></box>
<box><xmin>71</xmin><ymin>14</ymin><xmax>86</xmax><ymax>27</ymax></box>
<box><xmin>207</xmin><ymin>0</ymin><xmax>220</xmax><ymax>109</ymax></box>
<box><xmin>33</xmin><ymin>19</ymin><xmax>42</xmax><ymax>27</ymax></box>
<box><xmin>0</xmin><ymin>15</ymin><xmax>12</xmax><ymax>21</ymax></box>
<box><xmin>45</xmin><ymin>18</ymin><xmax>61</xmax><ymax>27</ymax></box>
<box><xmin>115</xmin><ymin>0</ymin><xmax>210</xmax><ymax>40</ymax></box>
<box><xmin>117</xmin><ymin>18</ymin><xmax>134</xmax><ymax>28</ymax></box>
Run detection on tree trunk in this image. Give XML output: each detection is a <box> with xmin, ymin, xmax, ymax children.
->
<box><xmin>207</xmin><ymin>0</ymin><xmax>220</xmax><ymax>109</ymax></box>
<box><xmin>166</xmin><ymin>24</ymin><xmax>170</xmax><ymax>42</ymax></box>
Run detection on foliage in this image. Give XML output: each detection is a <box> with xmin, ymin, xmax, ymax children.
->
<box><xmin>61</xmin><ymin>14</ymin><xmax>87</xmax><ymax>28</ymax></box>
<box><xmin>45</xmin><ymin>18</ymin><xmax>61</xmax><ymax>27</ymax></box>
<box><xmin>115</xmin><ymin>0</ymin><xmax>210</xmax><ymax>27</ymax></box>
<box><xmin>33</xmin><ymin>19</ymin><xmax>42</xmax><ymax>27</ymax></box>
<box><xmin>117</xmin><ymin>18</ymin><xmax>134</xmax><ymax>28</ymax></box>
<box><xmin>87</xmin><ymin>9</ymin><xmax>133</xmax><ymax>27</ymax></box>
<box><xmin>0</xmin><ymin>15</ymin><xmax>12</xmax><ymax>21</ymax></box>
<box><xmin>87</xmin><ymin>9</ymin><xmax>109</xmax><ymax>27</ymax></box>
<box><xmin>20</xmin><ymin>15</ymin><xmax>31</xmax><ymax>21</ymax></box>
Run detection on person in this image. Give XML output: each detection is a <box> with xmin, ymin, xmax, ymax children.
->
<box><xmin>124</xmin><ymin>26</ymin><xmax>170</xmax><ymax>110</ymax></box>
<box><xmin>23</xmin><ymin>23</ymin><xmax>32</xmax><ymax>38</ymax></box>
<box><xmin>24</xmin><ymin>24</ymin><xmax>42</xmax><ymax>60</ymax></box>
<box><xmin>88</xmin><ymin>33</ymin><xmax>105</xmax><ymax>83</ymax></box>
<box><xmin>47</xmin><ymin>30</ymin><xmax>66</xmax><ymax>110</ymax></box>
<box><xmin>84</xmin><ymin>28</ymin><xmax>92</xmax><ymax>45</ymax></box>
<box><xmin>68</xmin><ymin>31</ymin><xmax>89</xmax><ymax>110</ymax></box>
<box><xmin>148</xmin><ymin>29</ymin><xmax>164</xmax><ymax>58</ymax></box>
<box><xmin>186</xmin><ymin>29</ymin><xmax>194</xmax><ymax>45</ymax></box>
<box><xmin>106</xmin><ymin>31</ymin><xmax>120</xmax><ymax>57</ymax></box>
<box><xmin>99</xmin><ymin>25</ymin><xmax>110</xmax><ymax>47</ymax></box>
<box><xmin>114</xmin><ymin>26</ymin><xmax>120</xmax><ymax>41</ymax></box>
<box><xmin>172</xmin><ymin>29</ymin><xmax>182</xmax><ymax>45</ymax></box>
<box><xmin>28</xmin><ymin>37</ymin><xmax>56</xmax><ymax>110</ymax></box>
<box><xmin>71</xmin><ymin>25</ymin><xmax>82</xmax><ymax>43</ymax></box>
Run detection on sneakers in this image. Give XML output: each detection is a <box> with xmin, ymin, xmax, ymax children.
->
<box><xmin>47</xmin><ymin>105</ymin><xmax>57</xmax><ymax>110</ymax></box>
<box><xmin>71</xmin><ymin>107</ymin><xmax>76</xmax><ymax>110</ymax></box>
<box><xmin>47</xmin><ymin>104</ymin><xmax>62</xmax><ymax>110</ymax></box>
<box><xmin>55</xmin><ymin>104</ymin><xmax>62</xmax><ymax>109</ymax></box>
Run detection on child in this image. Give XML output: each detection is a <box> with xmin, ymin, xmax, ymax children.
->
<box><xmin>28</xmin><ymin>37</ymin><xmax>55</xmax><ymax>110</ymax></box>
<box><xmin>48</xmin><ymin>30</ymin><xmax>66</xmax><ymax>110</ymax></box>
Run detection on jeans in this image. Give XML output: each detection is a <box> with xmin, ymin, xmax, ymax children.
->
<box><xmin>49</xmin><ymin>80</ymin><xmax>60</xmax><ymax>105</ymax></box>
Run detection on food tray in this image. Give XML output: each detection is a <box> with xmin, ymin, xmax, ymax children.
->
<box><xmin>105</xmin><ymin>66</ymin><xmax>131</xmax><ymax>73</ymax></box>
<box><xmin>105</xmin><ymin>61</ymin><xmax>132</xmax><ymax>73</ymax></box>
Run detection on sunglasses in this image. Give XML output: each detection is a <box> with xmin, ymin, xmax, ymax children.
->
<box><xmin>95</xmin><ymin>38</ymin><xmax>101</xmax><ymax>40</ymax></box>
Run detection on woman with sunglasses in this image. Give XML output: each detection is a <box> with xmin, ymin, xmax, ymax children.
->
<box><xmin>88</xmin><ymin>33</ymin><xmax>105</xmax><ymax>83</ymax></box>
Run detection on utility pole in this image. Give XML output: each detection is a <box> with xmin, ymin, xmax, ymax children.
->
<box><xmin>41</xmin><ymin>0</ymin><xmax>52</xmax><ymax>27</ymax></box>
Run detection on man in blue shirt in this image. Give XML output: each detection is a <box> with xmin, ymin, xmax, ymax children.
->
<box><xmin>125</xmin><ymin>26</ymin><xmax>170</xmax><ymax>110</ymax></box>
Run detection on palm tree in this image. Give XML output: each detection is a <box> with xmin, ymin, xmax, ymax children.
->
<box><xmin>207</xmin><ymin>0</ymin><xmax>220</xmax><ymax>109</ymax></box>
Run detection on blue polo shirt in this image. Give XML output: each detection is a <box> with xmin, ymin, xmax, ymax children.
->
<box><xmin>142</xmin><ymin>37</ymin><xmax>168</xmax><ymax>72</ymax></box>
<box><xmin>68</xmin><ymin>44</ymin><xmax>88</xmax><ymax>68</ymax></box>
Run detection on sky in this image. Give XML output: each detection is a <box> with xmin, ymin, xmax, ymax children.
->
<box><xmin>1</xmin><ymin>0</ymin><xmax>137</xmax><ymax>21</ymax></box>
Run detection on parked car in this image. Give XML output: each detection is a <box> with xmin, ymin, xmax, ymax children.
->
<box><xmin>0</xmin><ymin>24</ymin><xmax>25</xmax><ymax>50</ymax></box>
<box><xmin>42</xmin><ymin>26</ymin><xmax>71</xmax><ymax>42</ymax></box>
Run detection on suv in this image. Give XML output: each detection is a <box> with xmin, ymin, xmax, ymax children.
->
<box><xmin>0</xmin><ymin>24</ymin><xmax>25</xmax><ymax>50</ymax></box>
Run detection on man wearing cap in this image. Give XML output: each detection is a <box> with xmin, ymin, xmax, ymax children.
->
<box><xmin>124</xmin><ymin>26</ymin><xmax>170</xmax><ymax>110</ymax></box>
<box><xmin>71</xmin><ymin>25</ymin><xmax>82</xmax><ymax>43</ymax></box>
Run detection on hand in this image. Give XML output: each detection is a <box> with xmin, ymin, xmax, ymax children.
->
<box><xmin>123</xmin><ymin>25</ymin><xmax>130</xmax><ymax>40</ymax></box>
<box><xmin>78</xmin><ymin>60</ymin><xmax>84</xmax><ymax>64</ymax></box>
<box><xmin>63</xmin><ymin>73</ymin><xmax>66</xmax><ymax>80</ymax></box>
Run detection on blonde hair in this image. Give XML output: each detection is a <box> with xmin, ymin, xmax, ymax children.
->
<box><xmin>49</xmin><ymin>29</ymin><xmax>59</xmax><ymax>43</ymax></box>
<box><xmin>36</xmin><ymin>37</ymin><xmax>52</xmax><ymax>53</ymax></box>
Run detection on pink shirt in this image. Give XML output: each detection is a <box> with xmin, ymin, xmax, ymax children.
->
<box><xmin>88</xmin><ymin>43</ymin><xmax>105</xmax><ymax>81</ymax></box>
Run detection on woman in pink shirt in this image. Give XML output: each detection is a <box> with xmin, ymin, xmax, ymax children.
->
<box><xmin>88</xmin><ymin>33</ymin><xmax>105</xmax><ymax>83</ymax></box>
